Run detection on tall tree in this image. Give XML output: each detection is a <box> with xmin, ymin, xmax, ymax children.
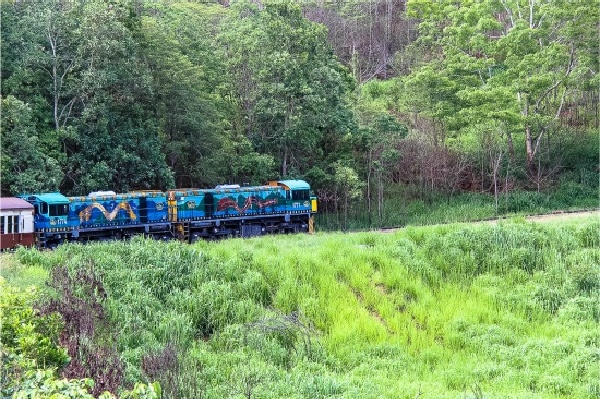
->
<box><xmin>1</xmin><ymin>96</ymin><xmax>62</xmax><ymax>195</ymax></box>
<box><xmin>1</xmin><ymin>1</ymin><xmax>174</xmax><ymax>194</ymax></box>
<box><xmin>138</xmin><ymin>3</ymin><xmax>224</xmax><ymax>187</ymax></box>
<box><xmin>64</xmin><ymin>2</ymin><xmax>173</xmax><ymax>193</ymax></box>
<box><xmin>406</xmin><ymin>0</ymin><xmax>599</xmax><ymax>178</ymax></box>
<box><xmin>220</xmin><ymin>1</ymin><xmax>356</xmax><ymax>180</ymax></box>
<box><xmin>1</xmin><ymin>1</ymin><xmax>82</xmax><ymax>191</ymax></box>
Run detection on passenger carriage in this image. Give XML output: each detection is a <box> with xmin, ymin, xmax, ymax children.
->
<box><xmin>0</xmin><ymin>197</ymin><xmax>35</xmax><ymax>250</ymax></box>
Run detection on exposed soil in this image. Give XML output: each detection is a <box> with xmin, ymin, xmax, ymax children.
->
<box><xmin>522</xmin><ymin>210</ymin><xmax>599</xmax><ymax>223</ymax></box>
<box><xmin>377</xmin><ymin>210</ymin><xmax>599</xmax><ymax>233</ymax></box>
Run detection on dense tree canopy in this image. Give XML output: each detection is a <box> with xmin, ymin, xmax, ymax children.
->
<box><xmin>1</xmin><ymin>0</ymin><xmax>597</xmax><ymax>222</ymax></box>
<box><xmin>1</xmin><ymin>0</ymin><xmax>358</xmax><ymax>195</ymax></box>
<box><xmin>405</xmin><ymin>0</ymin><xmax>599</xmax><ymax>177</ymax></box>
<box><xmin>220</xmin><ymin>2</ymin><xmax>356</xmax><ymax>179</ymax></box>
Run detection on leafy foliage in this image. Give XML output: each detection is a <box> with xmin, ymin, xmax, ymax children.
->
<box><xmin>220</xmin><ymin>1</ymin><xmax>356</xmax><ymax>179</ymax></box>
<box><xmin>1</xmin><ymin>0</ymin><xmax>597</xmax><ymax>225</ymax></box>
<box><xmin>405</xmin><ymin>0</ymin><xmax>600</xmax><ymax>178</ymax></box>
<box><xmin>0</xmin><ymin>96</ymin><xmax>63</xmax><ymax>195</ymax></box>
<box><xmin>0</xmin><ymin>277</ymin><xmax>160</xmax><ymax>398</ymax></box>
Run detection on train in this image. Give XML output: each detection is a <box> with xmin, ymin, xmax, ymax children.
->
<box><xmin>0</xmin><ymin>180</ymin><xmax>317</xmax><ymax>250</ymax></box>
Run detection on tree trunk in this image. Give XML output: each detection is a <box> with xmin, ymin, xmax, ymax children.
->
<box><xmin>367</xmin><ymin>149</ymin><xmax>372</xmax><ymax>226</ymax></box>
<box><xmin>525</xmin><ymin>122</ymin><xmax>537</xmax><ymax>176</ymax></box>
<box><xmin>282</xmin><ymin>146</ymin><xmax>288</xmax><ymax>177</ymax></box>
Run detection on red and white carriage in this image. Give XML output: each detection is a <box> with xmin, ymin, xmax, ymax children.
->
<box><xmin>0</xmin><ymin>197</ymin><xmax>35</xmax><ymax>250</ymax></box>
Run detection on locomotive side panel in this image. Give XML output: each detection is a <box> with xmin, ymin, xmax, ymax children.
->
<box><xmin>68</xmin><ymin>191</ymin><xmax>171</xmax><ymax>241</ymax></box>
<box><xmin>169</xmin><ymin>190</ymin><xmax>207</xmax><ymax>221</ymax></box>
<box><xmin>141</xmin><ymin>192</ymin><xmax>170</xmax><ymax>223</ymax></box>
<box><xmin>70</xmin><ymin>194</ymin><xmax>143</xmax><ymax>227</ymax></box>
<box><xmin>212</xmin><ymin>186</ymin><xmax>282</xmax><ymax>218</ymax></box>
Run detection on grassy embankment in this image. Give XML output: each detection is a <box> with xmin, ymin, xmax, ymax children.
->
<box><xmin>318</xmin><ymin>182</ymin><xmax>599</xmax><ymax>230</ymax></box>
<box><xmin>1</xmin><ymin>216</ymin><xmax>599</xmax><ymax>398</ymax></box>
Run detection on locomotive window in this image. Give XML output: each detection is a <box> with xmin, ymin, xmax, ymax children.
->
<box><xmin>39</xmin><ymin>202</ymin><xmax>48</xmax><ymax>214</ymax></box>
<box><xmin>292</xmin><ymin>190</ymin><xmax>309</xmax><ymax>201</ymax></box>
<box><xmin>49</xmin><ymin>204</ymin><xmax>69</xmax><ymax>216</ymax></box>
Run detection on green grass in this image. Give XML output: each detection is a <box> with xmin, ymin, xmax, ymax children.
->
<box><xmin>3</xmin><ymin>216</ymin><xmax>599</xmax><ymax>399</ymax></box>
<box><xmin>317</xmin><ymin>181</ymin><xmax>599</xmax><ymax>230</ymax></box>
<box><xmin>0</xmin><ymin>253</ymin><xmax>49</xmax><ymax>289</ymax></box>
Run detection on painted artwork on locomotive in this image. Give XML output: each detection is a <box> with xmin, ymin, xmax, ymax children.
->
<box><xmin>169</xmin><ymin>186</ymin><xmax>285</xmax><ymax>220</ymax></box>
<box><xmin>216</xmin><ymin>196</ymin><xmax>278</xmax><ymax>213</ymax></box>
<box><xmin>69</xmin><ymin>192</ymin><xmax>169</xmax><ymax>226</ymax></box>
<box><xmin>213</xmin><ymin>189</ymin><xmax>281</xmax><ymax>216</ymax></box>
<box><xmin>77</xmin><ymin>201</ymin><xmax>137</xmax><ymax>222</ymax></box>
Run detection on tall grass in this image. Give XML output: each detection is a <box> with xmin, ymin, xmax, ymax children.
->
<box><xmin>318</xmin><ymin>181</ymin><xmax>598</xmax><ymax>230</ymax></box>
<box><xmin>6</xmin><ymin>216</ymin><xmax>599</xmax><ymax>399</ymax></box>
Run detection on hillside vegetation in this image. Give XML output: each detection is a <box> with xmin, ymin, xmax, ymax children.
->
<box><xmin>2</xmin><ymin>0</ymin><xmax>598</xmax><ymax>229</ymax></box>
<box><xmin>2</xmin><ymin>216</ymin><xmax>598</xmax><ymax>398</ymax></box>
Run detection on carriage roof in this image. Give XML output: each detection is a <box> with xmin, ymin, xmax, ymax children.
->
<box><xmin>0</xmin><ymin>197</ymin><xmax>34</xmax><ymax>211</ymax></box>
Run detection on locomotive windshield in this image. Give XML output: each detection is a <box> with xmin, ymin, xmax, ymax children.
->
<box><xmin>49</xmin><ymin>203</ymin><xmax>69</xmax><ymax>216</ymax></box>
<box><xmin>36</xmin><ymin>202</ymin><xmax>69</xmax><ymax>216</ymax></box>
<box><xmin>291</xmin><ymin>189</ymin><xmax>310</xmax><ymax>201</ymax></box>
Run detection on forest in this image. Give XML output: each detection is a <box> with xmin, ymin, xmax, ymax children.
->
<box><xmin>1</xmin><ymin>0</ymin><xmax>598</xmax><ymax>227</ymax></box>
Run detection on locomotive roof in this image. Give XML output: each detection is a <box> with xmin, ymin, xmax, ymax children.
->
<box><xmin>0</xmin><ymin>197</ymin><xmax>34</xmax><ymax>210</ymax></box>
<box><xmin>276</xmin><ymin>180</ymin><xmax>310</xmax><ymax>190</ymax></box>
<box><xmin>20</xmin><ymin>193</ymin><xmax>70</xmax><ymax>203</ymax></box>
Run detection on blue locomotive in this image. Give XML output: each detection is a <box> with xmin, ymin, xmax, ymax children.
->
<box><xmin>18</xmin><ymin>180</ymin><xmax>317</xmax><ymax>248</ymax></box>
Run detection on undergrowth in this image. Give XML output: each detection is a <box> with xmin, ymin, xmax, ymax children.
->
<box><xmin>318</xmin><ymin>181</ymin><xmax>598</xmax><ymax>230</ymax></box>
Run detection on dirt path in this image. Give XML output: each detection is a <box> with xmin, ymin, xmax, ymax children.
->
<box><xmin>523</xmin><ymin>210</ymin><xmax>598</xmax><ymax>223</ymax></box>
<box><xmin>377</xmin><ymin>210</ymin><xmax>599</xmax><ymax>233</ymax></box>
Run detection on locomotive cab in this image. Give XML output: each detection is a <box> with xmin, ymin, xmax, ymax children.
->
<box><xmin>19</xmin><ymin>193</ymin><xmax>71</xmax><ymax>248</ymax></box>
<box><xmin>23</xmin><ymin>193</ymin><xmax>70</xmax><ymax>224</ymax></box>
<box><xmin>267</xmin><ymin>180</ymin><xmax>317</xmax><ymax>233</ymax></box>
<box><xmin>268</xmin><ymin>180</ymin><xmax>316</xmax><ymax>212</ymax></box>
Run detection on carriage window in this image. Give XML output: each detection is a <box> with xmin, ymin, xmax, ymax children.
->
<box><xmin>49</xmin><ymin>204</ymin><xmax>69</xmax><ymax>216</ymax></box>
<box><xmin>0</xmin><ymin>216</ymin><xmax>4</xmax><ymax>234</ymax></box>
<box><xmin>7</xmin><ymin>215</ymin><xmax>19</xmax><ymax>234</ymax></box>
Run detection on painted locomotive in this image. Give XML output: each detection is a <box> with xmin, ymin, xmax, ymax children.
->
<box><xmin>1</xmin><ymin>180</ymin><xmax>316</xmax><ymax>250</ymax></box>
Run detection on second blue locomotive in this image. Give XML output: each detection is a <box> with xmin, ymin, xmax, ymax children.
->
<box><xmin>19</xmin><ymin>180</ymin><xmax>317</xmax><ymax>248</ymax></box>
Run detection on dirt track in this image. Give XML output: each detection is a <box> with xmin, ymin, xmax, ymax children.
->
<box><xmin>378</xmin><ymin>210</ymin><xmax>599</xmax><ymax>233</ymax></box>
<box><xmin>523</xmin><ymin>210</ymin><xmax>599</xmax><ymax>223</ymax></box>
<box><xmin>474</xmin><ymin>210</ymin><xmax>598</xmax><ymax>226</ymax></box>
